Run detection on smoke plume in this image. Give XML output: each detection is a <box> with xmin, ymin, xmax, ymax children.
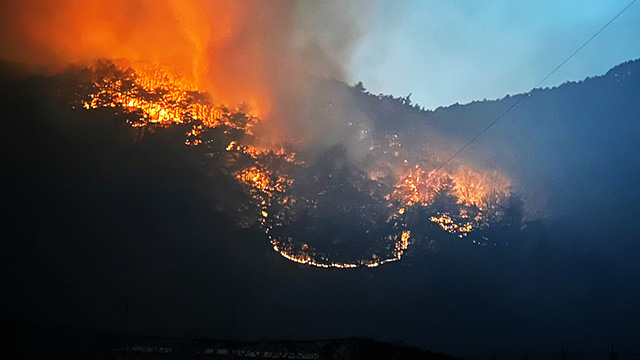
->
<box><xmin>0</xmin><ymin>0</ymin><xmax>372</xmax><ymax>144</ymax></box>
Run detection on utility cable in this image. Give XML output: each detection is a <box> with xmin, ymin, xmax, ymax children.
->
<box><xmin>432</xmin><ymin>0</ymin><xmax>637</xmax><ymax>173</ymax></box>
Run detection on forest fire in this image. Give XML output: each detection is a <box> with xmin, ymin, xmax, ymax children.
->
<box><xmin>74</xmin><ymin>54</ymin><xmax>524</xmax><ymax>267</ymax></box>
<box><xmin>83</xmin><ymin>63</ymin><xmax>258</xmax><ymax>137</ymax></box>
<box><xmin>0</xmin><ymin>0</ymin><xmax>293</xmax><ymax>116</ymax></box>
<box><xmin>389</xmin><ymin>166</ymin><xmax>451</xmax><ymax>208</ymax></box>
<box><xmin>269</xmin><ymin>230</ymin><xmax>412</xmax><ymax>269</ymax></box>
<box><xmin>429</xmin><ymin>214</ymin><xmax>474</xmax><ymax>237</ymax></box>
<box><xmin>226</xmin><ymin>141</ymin><xmax>297</xmax><ymax>163</ymax></box>
<box><xmin>453</xmin><ymin>167</ymin><xmax>511</xmax><ymax>210</ymax></box>
<box><xmin>387</xmin><ymin>163</ymin><xmax>512</xmax><ymax>237</ymax></box>
<box><xmin>73</xmin><ymin>60</ymin><xmax>516</xmax><ymax>267</ymax></box>
<box><xmin>236</xmin><ymin>166</ymin><xmax>292</xmax><ymax>197</ymax></box>
<box><xmin>390</xmin><ymin>164</ymin><xmax>511</xmax><ymax>211</ymax></box>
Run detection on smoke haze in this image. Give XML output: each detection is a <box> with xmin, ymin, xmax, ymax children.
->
<box><xmin>0</xmin><ymin>0</ymin><xmax>374</xmax><ymax>145</ymax></box>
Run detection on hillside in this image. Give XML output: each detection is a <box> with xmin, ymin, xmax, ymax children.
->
<box><xmin>1</xmin><ymin>59</ymin><xmax>639</xmax><ymax>358</ymax></box>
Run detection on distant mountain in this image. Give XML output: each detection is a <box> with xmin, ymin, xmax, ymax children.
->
<box><xmin>349</xmin><ymin>59</ymin><xmax>640</xmax><ymax>221</ymax></box>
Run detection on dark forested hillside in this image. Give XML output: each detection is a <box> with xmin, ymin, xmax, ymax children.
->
<box><xmin>1</xmin><ymin>59</ymin><xmax>639</xmax><ymax>358</ymax></box>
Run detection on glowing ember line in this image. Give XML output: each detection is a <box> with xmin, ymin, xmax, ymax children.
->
<box><xmin>269</xmin><ymin>230</ymin><xmax>412</xmax><ymax>269</ymax></box>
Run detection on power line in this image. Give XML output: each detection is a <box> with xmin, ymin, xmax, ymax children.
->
<box><xmin>432</xmin><ymin>0</ymin><xmax>637</xmax><ymax>173</ymax></box>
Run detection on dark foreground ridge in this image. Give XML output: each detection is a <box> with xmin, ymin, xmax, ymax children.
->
<box><xmin>2</xmin><ymin>320</ymin><xmax>457</xmax><ymax>360</ymax></box>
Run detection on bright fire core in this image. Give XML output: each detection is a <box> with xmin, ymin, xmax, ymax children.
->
<box><xmin>80</xmin><ymin>61</ymin><xmax>515</xmax><ymax>269</ymax></box>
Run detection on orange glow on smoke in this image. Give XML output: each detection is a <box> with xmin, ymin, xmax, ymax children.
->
<box><xmin>0</xmin><ymin>0</ymin><xmax>296</xmax><ymax>117</ymax></box>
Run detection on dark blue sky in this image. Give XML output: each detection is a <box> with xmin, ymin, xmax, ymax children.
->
<box><xmin>348</xmin><ymin>1</ymin><xmax>640</xmax><ymax>109</ymax></box>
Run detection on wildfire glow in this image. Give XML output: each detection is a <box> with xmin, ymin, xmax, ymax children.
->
<box><xmin>1</xmin><ymin>0</ymin><xmax>519</xmax><ymax>269</ymax></box>
<box><xmin>0</xmin><ymin>0</ymin><xmax>320</xmax><ymax>117</ymax></box>
<box><xmin>453</xmin><ymin>167</ymin><xmax>511</xmax><ymax>210</ymax></box>
<box><xmin>390</xmin><ymin>164</ymin><xmax>511</xmax><ymax>210</ymax></box>
<box><xmin>269</xmin><ymin>230</ymin><xmax>412</xmax><ymax>269</ymax></box>
<box><xmin>75</xmin><ymin>62</ymin><xmax>513</xmax><ymax>269</ymax></box>
<box><xmin>387</xmin><ymin>163</ymin><xmax>512</xmax><ymax>239</ymax></box>
<box><xmin>389</xmin><ymin>166</ymin><xmax>451</xmax><ymax>207</ymax></box>
<box><xmin>429</xmin><ymin>214</ymin><xmax>474</xmax><ymax>237</ymax></box>
<box><xmin>226</xmin><ymin>141</ymin><xmax>296</xmax><ymax>163</ymax></box>
<box><xmin>236</xmin><ymin>166</ymin><xmax>292</xmax><ymax>196</ymax></box>
<box><xmin>83</xmin><ymin>62</ymin><xmax>258</xmax><ymax>145</ymax></box>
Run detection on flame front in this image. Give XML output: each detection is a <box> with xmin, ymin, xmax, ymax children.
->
<box><xmin>83</xmin><ymin>62</ymin><xmax>258</xmax><ymax>146</ymax></box>
<box><xmin>0</xmin><ymin>0</ymin><xmax>313</xmax><ymax>117</ymax></box>
<box><xmin>2</xmin><ymin>0</ymin><xmax>517</xmax><ymax>268</ymax></box>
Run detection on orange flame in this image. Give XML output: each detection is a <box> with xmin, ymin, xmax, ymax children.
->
<box><xmin>0</xmin><ymin>0</ymin><xmax>303</xmax><ymax>117</ymax></box>
<box><xmin>452</xmin><ymin>166</ymin><xmax>511</xmax><ymax>210</ymax></box>
<box><xmin>391</xmin><ymin>164</ymin><xmax>511</xmax><ymax>211</ymax></box>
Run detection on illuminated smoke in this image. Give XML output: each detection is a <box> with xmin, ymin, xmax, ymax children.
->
<box><xmin>0</xmin><ymin>0</ymin><xmax>372</xmax><ymax>143</ymax></box>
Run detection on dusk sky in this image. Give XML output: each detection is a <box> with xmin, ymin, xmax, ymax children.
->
<box><xmin>349</xmin><ymin>0</ymin><xmax>640</xmax><ymax>109</ymax></box>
